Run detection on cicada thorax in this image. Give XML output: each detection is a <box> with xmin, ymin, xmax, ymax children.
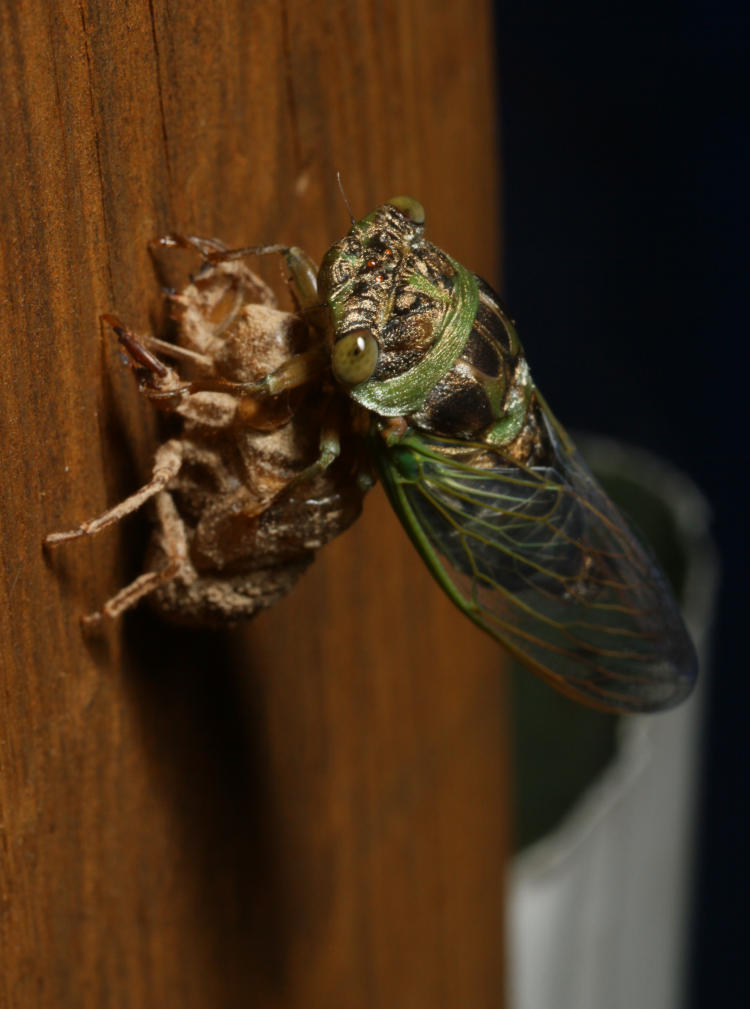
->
<box><xmin>406</xmin><ymin>277</ymin><xmax>551</xmax><ymax>467</ymax></box>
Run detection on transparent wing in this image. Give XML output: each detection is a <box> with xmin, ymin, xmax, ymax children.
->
<box><xmin>374</xmin><ymin>415</ymin><xmax>697</xmax><ymax>713</ymax></box>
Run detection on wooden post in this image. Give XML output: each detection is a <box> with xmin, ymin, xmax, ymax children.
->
<box><xmin>0</xmin><ymin>2</ymin><xmax>508</xmax><ymax>1006</ymax></box>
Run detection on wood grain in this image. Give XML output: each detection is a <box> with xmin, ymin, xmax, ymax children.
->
<box><xmin>0</xmin><ymin>2</ymin><xmax>507</xmax><ymax>1006</ymax></box>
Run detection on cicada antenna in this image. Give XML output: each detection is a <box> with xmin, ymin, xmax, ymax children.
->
<box><xmin>336</xmin><ymin>172</ymin><xmax>356</xmax><ymax>225</ymax></box>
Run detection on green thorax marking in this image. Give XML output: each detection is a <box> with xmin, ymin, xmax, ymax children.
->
<box><xmin>484</xmin><ymin>359</ymin><xmax>534</xmax><ymax>446</ymax></box>
<box><xmin>347</xmin><ymin>257</ymin><xmax>479</xmax><ymax>417</ymax></box>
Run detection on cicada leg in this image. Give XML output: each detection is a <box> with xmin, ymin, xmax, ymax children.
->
<box><xmin>100</xmin><ymin>316</ymin><xmax>260</xmax><ymax>427</ymax></box>
<box><xmin>201</xmin><ymin>243</ymin><xmax>320</xmax><ymax>312</ymax></box>
<box><xmin>79</xmin><ymin>491</ymin><xmax>190</xmax><ymax>628</ymax></box>
<box><xmin>158</xmin><ymin>235</ymin><xmax>324</xmax><ymax>321</ymax></box>
<box><xmin>45</xmin><ymin>440</ymin><xmax>184</xmax><ymax>546</ymax></box>
<box><xmin>149</xmin><ymin>233</ymin><xmax>230</xmax><ymax>260</ymax></box>
<box><xmin>99</xmin><ymin>315</ymin><xmax>200</xmax><ymax>408</ymax></box>
<box><xmin>287</xmin><ymin>423</ymin><xmax>342</xmax><ymax>490</ymax></box>
<box><xmin>45</xmin><ymin>442</ymin><xmax>191</xmax><ymax>627</ymax></box>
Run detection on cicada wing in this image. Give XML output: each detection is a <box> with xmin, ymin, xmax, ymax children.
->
<box><xmin>374</xmin><ymin>418</ymin><xmax>697</xmax><ymax>713</ymax></box>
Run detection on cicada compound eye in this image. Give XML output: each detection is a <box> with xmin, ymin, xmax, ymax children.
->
<box><xmin>387</xmin><ymin>196</ymin><xmax>426</xmax><ymax>225</ymax></box>
<box><xmin>331</xmin><ymin>329</ymin><xmax>379</xmax><ymax>386</ymax></box>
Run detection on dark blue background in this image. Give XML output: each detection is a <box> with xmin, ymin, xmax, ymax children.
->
<box><xmin>494</xmin><ymin>2</ymin><xmax>748</xmax><ymax>1003</ymax></box>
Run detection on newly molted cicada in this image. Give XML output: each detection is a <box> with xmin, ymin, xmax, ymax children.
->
<box><xmin>272</xmin><ymin>196</ymin><xmax>697</xmax><ymax>713</ymax></box>
<box><xmin>47</xmin><ymin>197</ymin><xmax>697</xmax><ymax>713</ymax></box>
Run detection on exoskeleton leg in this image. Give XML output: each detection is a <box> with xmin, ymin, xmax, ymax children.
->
<box><xmin>80</xmin><ymin>491</ymin><xmax>189</xmax><ymax>627</ymax></box>
<box><xmin>101</xmin><ymin>317</ymin><xmax>242</xmax><ymax>425</ymax></box>
<box><xmin>44</xmin><ymin>440</ymin><xmax>183</xmax><ymax>545</ymax></box>
<box><xmin>200</xmin><ymin>243</ymin><xmax>321</xmax><ymax>312</ymax></box>
<box><xmin>291</xmin><ymin>425</ymin><xmax>341</xmax><ymax>487</ymax></box>
<box><xmin>151</xmin><ymin>233</ymin><xmax>320</xmax><ymax>308</ymax></box>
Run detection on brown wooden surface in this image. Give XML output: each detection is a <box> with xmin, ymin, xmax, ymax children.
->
<box><xmin>0</xmin><ymin>2</ymin><xmax>507</xmax><ymax>1006</ymax></box>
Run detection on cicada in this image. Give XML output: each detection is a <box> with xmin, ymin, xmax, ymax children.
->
<box><xmin>47</xmin><ymin>197</ymin><xmax>697</xmax><ymax>713</ymax></box>
<box><xmin>248</xmin><ymin>196</ymin><xmax>697</xmax><ymax>713</ymax></box>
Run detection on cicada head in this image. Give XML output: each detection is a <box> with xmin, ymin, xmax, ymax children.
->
<box><xmin>318</xmin><ymin>197</ymin><xmax>473</xmax><ymax>418</ymax></box>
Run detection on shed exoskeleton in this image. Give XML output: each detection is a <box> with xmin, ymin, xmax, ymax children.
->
<box><xmin>45</xmin><ymin>239</ymin><xmax>370</xmax><ymax>627</ymax></box>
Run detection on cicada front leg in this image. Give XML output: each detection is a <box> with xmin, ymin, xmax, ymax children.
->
<box><xmin>200</xmin><ymin>242</ymin><xmax>321</xmax><ymax>310</ymax></box>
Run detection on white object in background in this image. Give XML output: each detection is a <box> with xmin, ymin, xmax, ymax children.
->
<box><xmin>507</xmin><ymin>444</ymin><xmax>716</xmax><ymax>1009</ymax></box>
